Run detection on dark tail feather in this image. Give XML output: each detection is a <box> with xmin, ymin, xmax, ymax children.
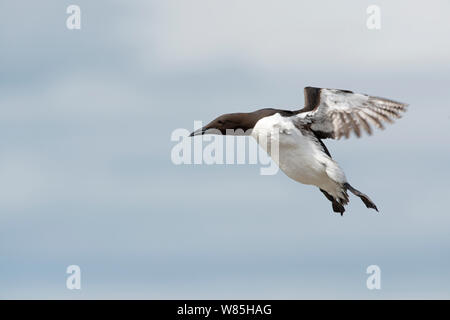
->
<box><xmin>320</xmin><ymin>189</ymin><xmax>346</xmax><ymax>216</ymax></box>
<box><xmin>344</xmin><ymin>183</ymin><xmax>379</xmax><ymax>212</ymax></box>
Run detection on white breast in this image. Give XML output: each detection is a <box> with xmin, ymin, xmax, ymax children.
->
<box><xmin>251</xmin><ymin>113</ymin><xmax>347</xmax><ymax>198</ymax></box>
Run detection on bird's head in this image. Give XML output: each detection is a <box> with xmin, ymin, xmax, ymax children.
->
<box><xmin>190</xmin><ymin>112</ymin><xmax>257</xmax><ymax>136</ymax></box>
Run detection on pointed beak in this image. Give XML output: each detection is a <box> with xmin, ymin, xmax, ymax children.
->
<box><xmin>189</xmin><ymin>128</ymin><xmax>206</xmax><ymax>137</ymax></box>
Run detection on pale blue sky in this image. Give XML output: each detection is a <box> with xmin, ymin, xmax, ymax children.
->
<box><xmin>1</xmin><ymin>0</ymin><xmax>450</xmax><ymax>299</ymax></box>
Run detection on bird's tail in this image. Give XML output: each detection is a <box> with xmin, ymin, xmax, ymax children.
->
<box><xmin>320</xmin><ymin>188</ymin><xmax>347</xmax><ymax>215</ymax></box>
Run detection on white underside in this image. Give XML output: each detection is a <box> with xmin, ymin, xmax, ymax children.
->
<box><xmin>251</xmin><ymin>113</ymin><xmax>347</xmax><ymax>200</ymax></box>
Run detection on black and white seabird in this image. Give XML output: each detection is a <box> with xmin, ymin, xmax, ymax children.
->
<box><xmin>190</xmin><ymin>87</ymin><xmax>408</xmax><ymax>215</ymax></box>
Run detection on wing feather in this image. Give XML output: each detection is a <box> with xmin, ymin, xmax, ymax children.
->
<box><xmin>297</xmin><ymin>88</ymin><xmax>408</xmax><ymax>139</ymax></box>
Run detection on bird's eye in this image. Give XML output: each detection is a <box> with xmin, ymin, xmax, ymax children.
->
<box><xmin>218</xmin><ymin>120</ymin><xmax>224</xmax><ymax>124</ymax></box>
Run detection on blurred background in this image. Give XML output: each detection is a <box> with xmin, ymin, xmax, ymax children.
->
<box><xmin>1</xmin><ymin>0</ymin><xmax>449</xmax><ymax>299</ymax></box>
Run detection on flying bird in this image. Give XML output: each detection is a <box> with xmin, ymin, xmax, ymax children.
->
<box><xmin>190</xmin><ymin>87</ymin><xmax>408</xmax><ymax>215</ymax></box>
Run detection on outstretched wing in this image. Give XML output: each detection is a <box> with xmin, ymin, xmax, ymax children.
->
<box><xmin>297</xmin><ymin>87</ymin><xmax>408</xmax><ymax>139</ymax></box>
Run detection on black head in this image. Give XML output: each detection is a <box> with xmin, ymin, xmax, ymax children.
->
<box><xmin>189</xmin><ymin>108</ymin><xmax>295</xmax><ymax>136</ymax></box>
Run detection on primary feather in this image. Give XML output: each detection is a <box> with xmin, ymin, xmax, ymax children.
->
<box><xmin>297</xmin><ymin>87</ymin><xmax>408</xmax><ymax>139</ymax></box>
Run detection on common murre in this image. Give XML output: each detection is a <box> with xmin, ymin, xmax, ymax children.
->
<box><xmin>190</xmin><ymin>87</ymin><xmax>408</xmax><ymax>215</ymax></box>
